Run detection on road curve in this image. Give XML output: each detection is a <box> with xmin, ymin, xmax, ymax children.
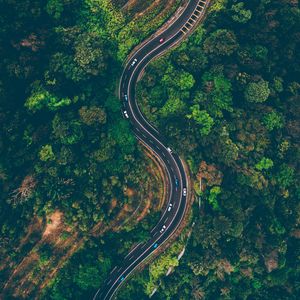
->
<box><xmin>94</xmin><ymin>1</ymin><xmax>209</xmax><ymax>299</ymax></box>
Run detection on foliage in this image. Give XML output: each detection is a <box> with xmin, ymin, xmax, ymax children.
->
<box><xmin>0</xmin><ymin>0</ymin><xmax>175</xmax><ymax>296</ymax></box>
<box><xmin>125</xmin><ymin>0</ymin><xmax>300</xmax><ymax>299</ymax></box>
<box><xmin>263</xmin><ymin>111</ymin><xmax>284</xmax><ymax>131</ymax></box>
<box><xmin>231</xmin><ymin>2</ymin><xmax>252</xmax><ymax>24</ymax></box>
<box><xmin>207</xmin><ymin>186</ymin><xmax>221</xmax><ymax>210</ymax></box>
<box><xmin>0</xmin><ymin>0</ymin><xmax>299</xmax><ymax>299</ymax></box>
<box><xmin>203</xmin><ymin>29</ymin><xmax>238</xmax><ymax>56</ymax></box>
<box><xmin>39</xmin><ymin>145</ymin><xmax>55</xmax><ymax>162</ymax></box>
<box><xmin>160</xmin><ymin>97</ymin><xmax>186</xmax><ymax>118</ymax></box>
<box><xmin>245</xmin><ymin>80</ymin><xmax>270</xmax><ymax>103</ymax></box>
<box><xmin>255</xmin><ymin>157</ymin><xmax>273</xmax><ymax>171</ymax></box>
<box><xmin>25</xmin><ymin>83</ymin><xmax>72</xmax><ymax>112</ymax></box>
<box><xmin>186</xmin><ymin>105</ymin><xmax>214</xmax><ymax>136</ymax></box>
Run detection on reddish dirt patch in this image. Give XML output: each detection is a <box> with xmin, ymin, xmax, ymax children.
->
<box><xmin>124</xmin><ymin>187</ymin><xmax>135</xmax><ymax>197</ymax></box>
<box><xmin>110</xmin><ymin>198</ymin><xmax>117</xmax><ymax>210</ymax></box>
<box><xmin>136</xmin><ymin>198</ymin><xmax>151</xmax><ymax>222</ymax></box>
<box><xmin>43</xmin><ymin>211</ymin><xmax>63</xmax><ymax>237</ymax></box>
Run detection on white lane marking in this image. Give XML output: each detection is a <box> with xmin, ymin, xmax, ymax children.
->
<box><xmin>124</xmin><ymin>243</ymin><xmax>141</xmax><ymax>259</ymax></box>
<box><xmin>107</xmin><ymin>138</ymin><xmax>185</xmax><ymax>298</ymax></box>
<box><xmin>102</xmin><ymin>0</ymin><xmax>206</xmax><ymax>298</ymax></box>
<box><xmin>118</xmin><ymin>0</ymin><xmax>205</xmax><ymax>265</ymax></box>
<box><xmin>110</xmin><ymin>266</ymin><xmax>117</xmax><ymax>275</ymax></box>
<box><xmin>124</xmin><ymin>15</ymin><xmax>196</xmax><ymax>135</ymax></box>
<box><xmin>107</xmin><ymin>279</ymin><xmax>112</xmax><ymax>285</ymax></box>
<box><xmin>105</xmin><ymin>136</ymin><xmax>186</xmax><ymax>300</ymax></box>
<box><xmin>136</xmin><ymin>134</ymin><xmax>175</xmax><ymax>233</ymax></box>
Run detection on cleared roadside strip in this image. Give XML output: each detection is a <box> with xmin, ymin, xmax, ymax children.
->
<box><xmin>102</xmin><ymin>160</ymin><xmax>187</xmax><ymax>300</ymax></box>
<box><xmin>97</xmin><ymin>127</ymin><xmax>184</xmax><ymax>299</ymax></box>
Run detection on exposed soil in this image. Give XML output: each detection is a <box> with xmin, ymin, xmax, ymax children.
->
<box><xmin>43</xmin><ymin>211</ymin><xmax>63</xmax><ymax>237</ymax></box>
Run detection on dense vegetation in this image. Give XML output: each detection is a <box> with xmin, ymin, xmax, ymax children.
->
<box><xmin>121</xmin><ymin>0</ymin><xmax>300</xmax><ymax>299</ymax></box>
<box><xmin>0</xmin><ymin>0</ymin><xmax>299</xmax><ymax>299</ymax></box>
<box><xmin>0</xmin><ymin>0</ymin><xmax>180</xmax><ymax>298</ymax></box>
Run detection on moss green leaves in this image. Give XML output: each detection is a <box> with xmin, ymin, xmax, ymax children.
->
<box><xmin>245</xmin><ymin>80</ymin><xmax>270</xmax><ymax>103</ymax></box>
<box><xmin>25</xmin><ymin>83</ymin><xmax>71</xmax><ymax>112</ymax></box>
<box><xmin>39</xmin><ymin>145</ymin><xmax>55</xmax><ymax>162</ymax></box>
<box><xmin>186</xmin><ymin>105</ymin><xmax>214</xmax><ymax>136</ymax></box>
<box><xmin>203</xmin><ymin>29</ymin><xmax>238</xmax><ymax>57</ymax></box>
<box><xmin>231</xmin><ymin>2</ymin><xmax>252</xmax><ymax>24</ymax></box>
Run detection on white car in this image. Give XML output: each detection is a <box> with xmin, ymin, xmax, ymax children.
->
<box><xmin>123</xmin><ymin>110</ymin><xmax>129</xmax><ymax>119</ymax></box>
<box><xmin>167</xmin><ymin>147</ymin><xmax>172</xmax><ymax>153</ymax></box>
<box><xmin>124</xmin><ymin>94</ymin><xmax>128</xmax><ymax>101</ymax></box>
<box><xmin>160</xmin><ymin>225</ymin><xmax>166</xmax><ymax>233</ymax></box>
<box><xmin>131</xmin><ymin>58</ymin><xmax>138</xmax><ymax>67</ymax></box>
<box><xmin>183</xmin><ymin>188</ymin><xmax>187</xmax><ymax>196</ymax></box>
<box><xmin>167</xmin><ymin>203</ymin><xmax>173</xmax><ymax>211</ymax></box>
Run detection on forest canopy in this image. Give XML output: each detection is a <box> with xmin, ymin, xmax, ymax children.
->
<box><xmin>0</xmin><ymin>0</ymin><xmax>299</xmax><ymax>299</ymax></box>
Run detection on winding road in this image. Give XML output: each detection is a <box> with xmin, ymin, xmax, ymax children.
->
<box><xmin>94</xmin><ymin>1</ymin><xmax>209</xmax><ymax>299</ymax></box>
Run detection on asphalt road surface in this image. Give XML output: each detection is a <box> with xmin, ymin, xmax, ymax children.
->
<box><xmin>93</xmin><ymin>1</ymin><xmax>209</xmax><ymax>299</ymax></box>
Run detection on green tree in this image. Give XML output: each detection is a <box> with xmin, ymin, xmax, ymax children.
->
<box><xmin>263</xmin><ymin>111</ymin><xmax>284</xmax><ymax>130</ymax></box>
<box><xmin>200</xmin><ymin>71</ymin><xmax>233</xmax><ymax>117</ymax></box>
<box><xmin>74</xmin><ymin>265</ymin><xmax>102</xmax><ymax>290</ymax></box>
<box><xmin>74</xmin><ymin>32</ymin><xmax>108</xmax><ymax>76</ymax></box>
<box><xmin>272</xmin><ymin>77</ymin><xmax>284</xmax><ymax>93</ymax></box>
<box><xmin>110</xmin><ymin>119</ymin><xmax>135</xmax><ymax>154</ymax></box>
<box><xmin>186</xmin><ymin>105</ymin><xmax>214</xmax><ymax>136</ymax></box>
<box><xmin>160</xmin><ymin>97</ymin><xmax>186</xmax><ymax>117</ymax></box>
<box><xmin>162</xmin><ymin>67</ymin><xmax>195</xmax><ymax>91</ymax></box>
<box><xmin>79</xmin><ymin>106</ymin><xmax>107</xmax><ymax>126</ymax></box>
<box><xmin>245</xmin><ymin>80</ymin><xmax>270</xmax><ymax>103</ymax></box>
<box><xmin>25</xmin><ymin>83</ymin><xmax>71</xmax><ymax>112</ymax></box>
<box><xmin>231</xmin><ymin>2</ymin><xmax>252</xmax><ymax>24</ymax></box>
<box><xmin>46</xmin><ymin>0</ymin><xmax>64</xmax><ymax>19</ymax></box>
<box><xmin>208</xmin><ymin>186</ymin><xmax>221</xmax><ymax>210</ymax></box>
<box><xmin>39</xmin><ymin>145</ymin><xmax>55</xmax><ymax>162</ymax></box>
<box><xmin>52</xmin><ymin>115</ymin><xmax>83</xmax><ymax>145</ymax></box>
<box><xmin>203</xmin><ymin>29</ymin><xmax>238</xmax><ymax>56</ymax></box>
<box><xmin>255</xmin><ymin>157</ymin><xmax>274</xmax><ymax>171</ymax></box>
<box><xmin>276</xmin><ymin>164</ymin><xmax>295</xmax><ymax>189</ymax></box>
<box><xmin>50</xmin><ymin>53</ymin><xmax>86</xmax><ymax>82</ymax></box>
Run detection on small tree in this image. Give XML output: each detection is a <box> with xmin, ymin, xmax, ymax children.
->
<box><xmin>263</xmin><ymin>111</ymin><xmax>284</xmax><ymax>131</ymax></box>
<box><xmin>187</xmin><ymin>105</ymin><xmax>214</xmax><ymax>136</ymax></box>
<box><xmin>160</xmin><ymin>97</ymin><xmax>186</xmax><ymax>117</ymax></box>
<box><xmin>39</xmin><ymin>145</ymin><xmax>55</xmax><ymax>161</ymax></box>
<box><xmin>25</xmin><ymin>83</ymin><xmax>71</xmax><ymax>112</ymax></box>
<box><xmin>203</xmin><ymin>29</ymin><xmax>238</xmax><ymax>56</ymax></box>
<box><xmin>255</xmin><ymin>157</ymin><xmax>274</xmax><ymax>171</ymax></box>
<box><xmin>79</xmin><ymin>106</ymin><xmax>107</xmax><ymax>125</ymax></box>
<box><xmin>245</xmin><ymin>80</ymin><xmax>270</xmax><ymax>103</ymax></box>
<box><xmin>208</xmin><ymin>186</ymin><xmax>221</xmax><ymax>210</ymax></box>
<box><xmin>231</xmin><ymin>2</ymin><xmax>252</xmax><ymax>24</ymax></box>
